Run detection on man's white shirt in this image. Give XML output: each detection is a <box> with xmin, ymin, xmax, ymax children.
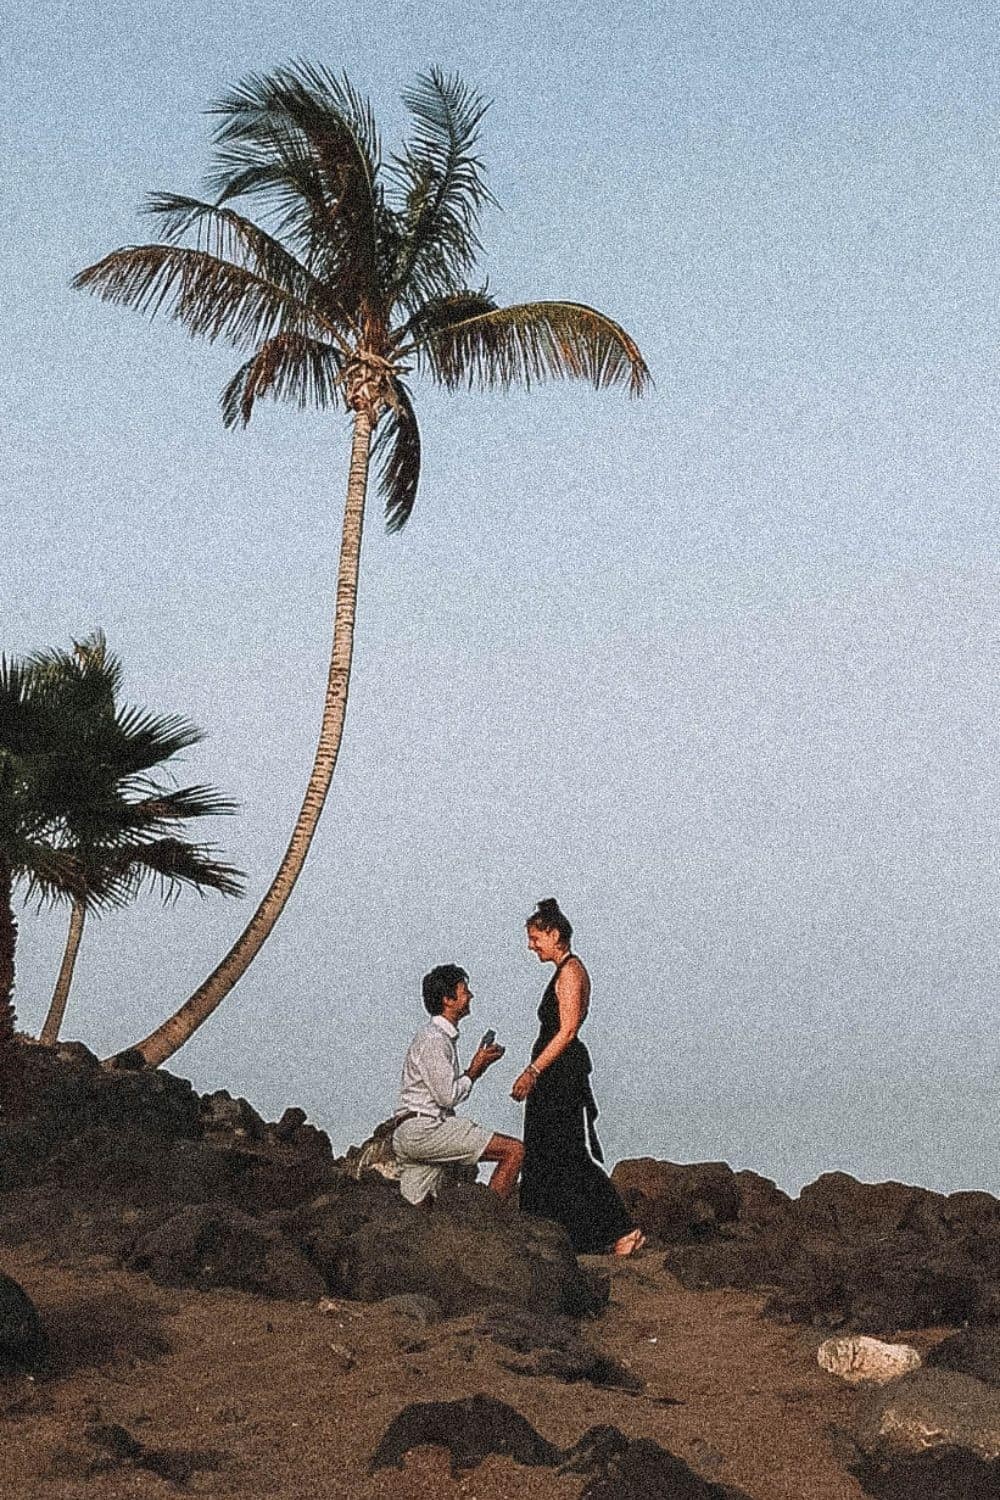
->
<box><xmin>395</xmin><ymin>1014</ymin><xmax>474</xmax><ymax>1120</ymax></box>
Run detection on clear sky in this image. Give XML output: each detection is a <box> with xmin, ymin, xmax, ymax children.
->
<box><xmin>5</xmin><ymin>0</ymin><xmax>1000</xmax><ymax>1194</ymax></box>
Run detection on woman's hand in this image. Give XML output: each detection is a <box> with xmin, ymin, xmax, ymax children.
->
<box><xmin>511</xmin><ymin>1067</ymin><xmax>538</xmax><ymax>1102</ymax></box>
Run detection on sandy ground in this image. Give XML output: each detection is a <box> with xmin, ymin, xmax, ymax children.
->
<box><xmin>0</xmin><ymin>1245</ymin><xmax>946</xmax><ymax>1499</ymax></box>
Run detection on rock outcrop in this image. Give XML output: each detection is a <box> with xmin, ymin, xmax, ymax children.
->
<box><xmin>619</xmin><ymin>1160</ymin><xmax>1000</xmax><ymax>1331</ymax></box>
<box><xmin>371</xmin><ymin>1395</ymin><xmax>753</xmax><ymax>1497</ymax></box>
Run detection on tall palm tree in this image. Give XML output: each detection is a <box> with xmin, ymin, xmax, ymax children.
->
<box><xmin>29</xmin><ymin>633</ymin><xmax>244</xmax><ymax>1046</ymax></box>
<box><xmin>75</xmin><ymin>63</ymin><xmax>651</xmax><ymax>1067</ymax></box>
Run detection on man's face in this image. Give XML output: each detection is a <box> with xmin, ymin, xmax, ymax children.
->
<box><xmin>444</xmin><ymin>979</ymin><xmax>472</xmax><ymax>1023</ymax></box>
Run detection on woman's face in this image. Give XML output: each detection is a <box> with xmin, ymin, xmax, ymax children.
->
<box><xmin>526</xmin><ymin>923</ymin><xmax>563</xmax><ymax>963</ymax></box>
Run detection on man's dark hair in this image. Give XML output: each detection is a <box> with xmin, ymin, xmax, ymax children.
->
<box><xmin>422</xmin><ymin>964</ymin><xmax>469</xmax><ymax>1016</ymax></box>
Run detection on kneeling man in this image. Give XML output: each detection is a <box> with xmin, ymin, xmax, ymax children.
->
<box><xmin>393</xmin><ymin>964</ymin><xmax>524</xmax><ymax>1205</ymax></box>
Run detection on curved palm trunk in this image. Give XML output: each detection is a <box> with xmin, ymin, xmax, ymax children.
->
<box><xmin>0</xmin><ymin>855</ymin><xmax>18</xmax><ymax>1117</ymax></box>
<box><xmin>40</xmin><ymin>898</ymin><xmax>86</xmax><ymax>1045</ymax></box>
<box><xmin>0</xmin><ymin>855</ymin><xmax>16</xmax><ymax>1045</ymax></box>
<box><xmin>130</xmin><ymin>407</ymin><xmax>374</xmax><ymax>1067</ymax></box>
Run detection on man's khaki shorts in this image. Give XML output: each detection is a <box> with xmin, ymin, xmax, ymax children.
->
<box><xmin>392</xmin><ymin>1115</ymin><xmax>493</xmax><ymax>1205</ymax></box>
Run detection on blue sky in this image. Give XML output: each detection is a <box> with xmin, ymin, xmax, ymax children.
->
<box><xmin>5</xmin><ymin>0</ymin><xmax>1000</xmax><ymax>1192</ymax></box>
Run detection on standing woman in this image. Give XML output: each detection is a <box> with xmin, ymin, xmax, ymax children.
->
<box><xmin>511</xmin><ymin>898</ymin><xmax>644</xmax><ymax>1256</ymax></box>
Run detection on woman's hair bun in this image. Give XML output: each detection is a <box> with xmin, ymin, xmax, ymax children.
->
<box><xmin>526</xmin><ymin>897</ymin><xmax>573</xmax><ymax>945</ymax></box>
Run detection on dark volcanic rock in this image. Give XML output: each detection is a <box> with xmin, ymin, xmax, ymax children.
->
<box><xmin>289</xmin><ymin>1180</ymin><xmax>604</xmax><ymax>1317</ymax></box>
<box><xmin>928</xmin><ymin>1329</ymin><xmax>1000</xmax><ymax>1387</ymax></box>
<box><xmin>479</xmin><ymin>1307</ymin><xmax>642</xmax><ymax>1390</ymax></box>
<box><xmin>372</xmin><ymin>1403</ymin><xmax>751</xmax><ymax>1497</ymax></box>
<box><xmin>371</xmin><ymin>1394</ymin><xmax>562</xmax><ymax>1473</ymax></box>
<box><xmin>124</xmin><ymin>1204</ymin><xmax>326</xmax><ymax>1301</ymax></box>
<box><xmin>573</xmin><ymin>1433</ymin><xmax>751</xmax><ymax>1498</ymax></box>
<box><xmin>844</xmin><ymin>1368</ymin><xmax>1000</xmax><ymax>1498</ymax></box>
<box><xmin>854</xmin><ymin>1368</ymin><xmax>1000</xmax><ymax>1461</ymax></box>
<box><xmin>618</xmin><ymin>1152</ymin><xmax>1000</xmax><ymax>1332</ymax></box>
<box><xmin>847</xmin><ymin>1446</ymin><xmax>1000</xmax><ymax>1500</ymax></box>
<box><xmin>0</xmin><ymin>1273</ymin><xmax>48</xmax><ymax>1373</ymax></box>
<box><xmin>611</xmin><ymin>1160</ymin><xmax>740</xmax><ymax>1243</ymax></box>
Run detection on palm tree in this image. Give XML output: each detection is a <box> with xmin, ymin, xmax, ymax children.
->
<box><xmin>0</xmin><ymin>657</ymin><xmax>90</xmax><ymax>1105</ymax></box>
<box><xmin>28</xmin><ymin>633</ymin><xmax>244</xmax><ymax>1046</ymax></box>
<box><xmin>74</xmin><ymin>63</ymin><xmax>651</xmax><ymax>1067</ymax></box>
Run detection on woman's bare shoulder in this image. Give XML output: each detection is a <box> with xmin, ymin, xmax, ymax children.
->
<box><xmin>556</xmin><ymin>955</ymin><xmax>590</xmax><ymax>992</ymax></box>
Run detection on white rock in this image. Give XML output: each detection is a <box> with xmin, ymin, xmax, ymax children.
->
<box><xmin>818</xmin><ymin>1335</ymin><xmax>922</xmax><ymax>1385</ymax></box>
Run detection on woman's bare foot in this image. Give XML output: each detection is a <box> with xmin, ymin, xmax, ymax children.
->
<box><xmin>612</xmin><ymin>1228</ymin><xmax>646</xmax><ymax>1257</ymax></box>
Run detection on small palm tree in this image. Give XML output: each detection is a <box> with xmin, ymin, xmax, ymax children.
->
<box><xmin>28</xmin><ymin>633</ymin><xmax>244</xmax><ymax>1046</ymax></box>
<box><xmin>1</xmin><ymin>657</ymin><xmax>90</xmax><ymax>1104</ymax></box>
<box><xmin>75</xmin><ymin>63</ymin><xmax>651</xmax><ymax>1066</ymax></box>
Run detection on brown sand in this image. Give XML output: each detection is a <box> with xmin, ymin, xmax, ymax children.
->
<box><xmin>1</xmin><ymin>1244</ymin><xmax>940</xmax><ymax>1499</ymax></box>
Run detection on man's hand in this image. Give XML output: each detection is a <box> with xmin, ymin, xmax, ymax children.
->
<box><xmin>467</xmin><ymin>1043</ymin><xmax>505</xmax><ymax>1081</ymax></box>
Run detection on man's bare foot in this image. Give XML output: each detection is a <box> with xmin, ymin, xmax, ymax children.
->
<box><xmin>612</xmin><ymin>1228</ymin><xmax>646</xmax><ymax>1257</ymax></box>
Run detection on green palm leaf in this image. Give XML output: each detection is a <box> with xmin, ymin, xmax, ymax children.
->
<box><xmin>207</xmin><ymin>64</ymin><xmax>381</xmax><ymax>319</ymax></box>
<box><xmin>417</xmin><ymin>300</ymin><xmax>652</xmax><ymax>396</ymax></box>
<box><xmin>143</xmin><ymin>193</ymin><xmax>348</xmax><ymax>332</ymax></box>
<box><xmin>372</xmin><ymin>380</ymin><xmax>421</xmax><ymax>531</ymax></box>
<box><xmin>72</xmin><ymin>244</ymin><xmax>330</xmax><ymax>352</ymax></box>
<box><xmin>390</xmin><ymin>69</ymin><xmax>495</xmax><ymax>307</ymax></box>
<box><xmin>220</xmin><ymin>331</ymin><xmax>344</xmax><ymax>428</ymax></box>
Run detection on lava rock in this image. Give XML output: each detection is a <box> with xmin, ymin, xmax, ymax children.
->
<box><xmin>479</xmin><ymin>1306</ymin><xmax>641</xmax><ymax>1390</ymax></box>
<box><xmin>0</xmin><ymin>1273</ymin><xmax>48</xmax><ymax>1373</ymax></box>
<box><xmin>124</xmin><ymin>1203</ymin><xmax>326</xmax><ymax>1301</ymax></box>
<box><xmin>610</xmin><ymin>1160</ymin><xmax>740</xmax><ymax>1243</ymax></box>
<box><xmin>290</xmin><ymin>1179</ymin><xmax>604</xmax><ymax>1317</ymax></box>
<box><xmin>928</xmin><ymin>1329</ymin><xmax>1000</xmax><ymax>1387</ymax></box>
<box><xmin>573</xmin><ymin>1433</ymin><xmax>752</xmax><ymax>1498</ymax></box>
<box><xmin>371</xmin><ymin>1394</ymin><xmax>562</xmax><ymax>1473</ymax></box>
<box><xmin>853</xmin><ymin>1368</ymin><xmax>1000</xmax><ymax>1463</ymax></box>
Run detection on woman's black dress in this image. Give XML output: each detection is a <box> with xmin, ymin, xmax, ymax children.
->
<box><xmin>519</xmin><ymin>958</ymin><xmax>632</xmax><ymax>1253</ymax></box>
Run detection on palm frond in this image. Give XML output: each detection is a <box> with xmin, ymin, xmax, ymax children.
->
<box><xmin>220</xmin><ymin>331</ymin><xmax>344</xmax><ymax>428</ymax></box>
<box><xmin>394</xmin><ymin>288</ymin><xmax>498</xmax><ymax>349</ymax></box>
<box><xmin>124</xmin><ymin>786</ymin><xmax>240</xmax><ymax>825</ymax></box>
<box><xmin>372</xmin><ymin>380</ymin><xmax>421</xmax><ymax>532</ymax></box>
<box><xmin>112</xmin><ymin>838</ymin><xmax>246</xmax><ymax>902</ymax></box>
<box><xmin>73</xmin><ymin>244</ymin><xmax>329</xmax><ymax>352</ymax></box>
<box><xmin>417</xmin><ymin>300</ymin><xmax>652</xmax><ymax>396</ymax></box>
<box><xmin>142</xmin><ymin>193</ymin><xmax>349</xmax><ymax>336</ymax></box>
<box><xmin>205</xmin><ymin>63</ymin><xmax>380</xmax><ymax>317</ymax></box>
<box><xmin>389</xmin><ymin>68</ymin><xmax>494</xmax><ymax>306</ymax></box>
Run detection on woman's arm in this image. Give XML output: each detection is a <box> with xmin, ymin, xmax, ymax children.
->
<box><xmin>511</xmin><ymin>960</ymin><xmax>590</xmax><ymax>1101</ymax></box>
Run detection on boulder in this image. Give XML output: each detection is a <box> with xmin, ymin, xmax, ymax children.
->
<box><xmin>652</xmin><ymin>1162</ymin><xmax>1000</xmax><ymax>1332</ymax></box>
<box><xmin>818</xmin><ymin>1335</ymin><xmax>922</xmax><ymax>1386</ymax></box>
<box><xmin>371</xmin><ymin>1394</ymin><xmax>562</xmax><ymax>1473</ymax></box>
<box><xmin>290</xmin><ymin>1180</ymin><xmax>604</xmax><ymax>1317</ymax></box>
<box><xmin>795</xmin><ymin>1173</ymin><xmax>944</xmax><ymax>1244</ymax></box>
<box><xmin>200</xmin><ymin>1090</ymin><xmax>266</xmax><ymax>1144</ymax></box>
<box><xmin>124</xmin><ymin>1204</ymin><xmax>325</xmax><ymax>1301</ymax></box>
<box><xmin>927</xmin><ymin>1329</ymin><xmax>1000</xmax><ymax>1387</ymax></box>
<box><xmin>844</xmin><ymin>1368</ymin><xmax>1000</xmax><ymax>1498</ymax></box>
<box><xmin>0</xmin><ymin>1273</ymin><xmax>48</xmax><ymax>1373</ymax></box>
<box><xmin>610</xmin><ymin>1160</ymin><xmax>739</xmax><ymax>1243</ymax></box>
<box><xmin>733</xmin><ymin>1170</ymin><xmax>792</xmax><ymax>1227</ymax></box>
<box><xmin>573</xmin><ymin>1434</ymin><xmax>752</xmax><ymax>1499</ymax></box>
<box><xmin>854</xmin><ymin>1368</ymin><xmax>1000</xmax><ymax>1461</ymax></box>
<box><xmin>371</xmin><ymin>1400</ymin><xmax>752</xmax><ymax>1497</ymax></box>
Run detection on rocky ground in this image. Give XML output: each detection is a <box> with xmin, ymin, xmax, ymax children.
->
<box><xmin>3</xmin><ymin>1040</ymin><xmax>1000</xmax><ymax>1498</ymax></box>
